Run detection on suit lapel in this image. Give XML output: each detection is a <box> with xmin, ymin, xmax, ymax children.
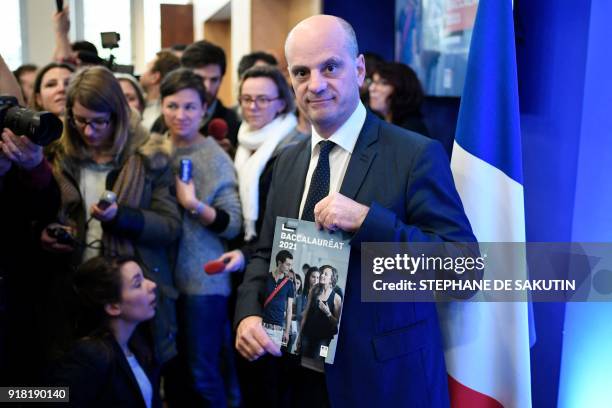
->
<box><xmin>112</xmin><ymin>338</ymin><xmax>146</xmax><ymax>408</ymax></box>
<box><xmin>339</xmin><ymin>113</ymin><xmax>379</xmax><ymax>200</ymax></box>
<box><xmin>285</xmin><ymin>139</ymin><xmax>312</xmax><ymax>218</ymax></box>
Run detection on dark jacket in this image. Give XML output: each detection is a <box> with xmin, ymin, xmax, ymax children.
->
<box><xmin>232</xmin><ymin>128</ymin><xmax>309</xmax><ymax>261</ymax></box>
<box><xmin>50</xmin><ymin>332</ymin><xmax>161</xmax><ymax>408</ymax></box>
<box><xmin>0</xmin><ymin>160</ymin><xmax>61</xmax><ymax>384</ymax></box>
<box><xmin>235</xmin><ymin>113</ymin><xmax>476</xmax><ymax>408</ymax></box>
<box><xmin>203</xmin><ymin>99</ymin><xmax>241</xmax><ymax>149</ymax></box>
<box><xmin>397</xmin><ymin>114</ymin><xmax>430</xmax><ymax>137</ymax></box>
<box><xmin>49</xmin><ymin>126</ymin><xmax>182</xmax><ymax>365</ymax></box>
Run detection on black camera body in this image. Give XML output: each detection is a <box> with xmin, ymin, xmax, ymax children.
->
<box><xmin>0</xmin><ymin>95</ymin><xmax>63</xmax><ymax>146</ymax></box>
<box><xmin>101</xmin><ymin>32</ymin><xmax>120</xmax><ymax>49</ymax></box>
<box><xmin>46</xmin><ymin>225</ymin><xmax>77</xmax><ymax>246</ymax></box>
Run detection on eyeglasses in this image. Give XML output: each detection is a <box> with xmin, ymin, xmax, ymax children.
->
<box><xmin>370</xmin><ymin>78</ymin><xmax>390</xmax><ymax>87</ymax></box>
<box><xmin>70</xmin><ymin>115</ymin><xmax>111</xmax><ymax>131</ymax></box>
<box><xmin>238</xmin><ymin>95</ymin><xmax>280</xmax><ymax>108</ymax></box>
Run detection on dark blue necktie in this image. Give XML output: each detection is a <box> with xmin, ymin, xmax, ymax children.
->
<box><xmin>302</xmin><ymin>140</ymin><xmax>336</xmax><ymax>222</ymax></box>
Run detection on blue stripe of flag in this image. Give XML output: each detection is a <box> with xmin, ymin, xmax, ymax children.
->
<box><xmin>455</xmin><ymin>0</ymin><xmax>523</xmax><ymax>185</ymax></box>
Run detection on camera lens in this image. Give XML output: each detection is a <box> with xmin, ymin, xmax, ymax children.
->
<box><xmin>3</xmin><ymin>106</ymin><xmax>63</xmax><ymax>146</ymax></box>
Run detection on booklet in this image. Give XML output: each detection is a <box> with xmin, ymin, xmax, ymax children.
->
<box><xmin>262</xmin><ymin>217</ymin><xmax>351</xmax><ymax>371</ymax></box>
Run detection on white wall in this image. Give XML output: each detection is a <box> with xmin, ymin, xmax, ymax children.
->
<box><xmin>193</xmin><ymin>0</ymin><xmax>230</xmax><ymax>39</ymax></box>
<box><xmin>231</xmin><ymin>0</ymin><xmax>251</xmax><ymax>79</ymax></box>
<box><xmin>22</xmin><ymin>0</ymin><xmax>57</xmax><ymax>66</ymax></box>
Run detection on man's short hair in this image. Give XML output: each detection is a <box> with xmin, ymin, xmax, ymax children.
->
<box><xmin>13</xmin><ymin>64</ymin><xmax>37</xmax><ymax>80</ymax></box>
<box><xmin>275</xmin><ymin>250</ymin><xmax>293</xmax><ymax>266</ymax></box>
<box><xmin>237</xmin><ymin>51</ymin><xmax>278</xmax><ymax>78</ymax></box>
<box><xmin>160</xmin><ymin>68</ymin><xmax>207</xmax><ymax>106</ymax></box>
<box><xmin>72</xmin><ymin>41</ymin><xmax>98</xmax><ymax>55</ymax></box>
<box><xmin>181</xmin><ymin>40</ymin><xmax>227</xmax><ymax>75</ymax></box>
<box><xmin>152</xmin><ymin>51</ymin><xmax>181</xmax><ymax>80</ymax></box>
<box><xmin>170</xmin><ymin>44</ymin><xmax>188</xmax><ymax>52</ymax></box>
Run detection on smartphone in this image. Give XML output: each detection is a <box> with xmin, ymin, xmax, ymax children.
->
<box><xmin>56</xmin><ymin>0</ymin><xmax>63</xmax><ymax>12</ymax></box>
<box><xmin>98</xmin><ymin>190</ymin><xmax>117</xmax><ymax>210</ymax></box>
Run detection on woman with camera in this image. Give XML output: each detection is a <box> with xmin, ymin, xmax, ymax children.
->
<box><xmin>50</xmin><ymin>255</ymin><xmax>160</xmax><ymax>408</ymax></box>
<box><xmin>159</xmin><ymin>68</ymin><xmax>242</xmax><ymax>407</ymax></box>
<box><xmin>0</xmin><ymin>53</ymin><xmax>62</xmax><ymax>384</ymax></box>
<box><xmin>40</xmin><ymin>65</ymin><xmax>181</xmax><ymax>368</ymax></box>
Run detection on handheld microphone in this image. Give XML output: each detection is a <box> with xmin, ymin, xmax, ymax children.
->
<box><xmin>204</xmin><ymin>258</ymin><xmax>230</xmax><ymax>275</ymax></box>
<box><xmin>98</xmin><ymin>190</ymin><xmax>117</xmax><ymax>210</ymax></box>
<box><xmin>208</xmin><ymin>118</ymin><xmax>229</xmax><ymax>141</ymax></box>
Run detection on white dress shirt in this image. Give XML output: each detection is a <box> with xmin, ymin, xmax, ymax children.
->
<box><xmin>299</xmin><ymin>102</ymin><xmax>367</xmax><ymax>218</ymax></box>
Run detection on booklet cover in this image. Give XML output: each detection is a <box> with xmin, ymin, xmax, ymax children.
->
<box><xmin>262</xmin><ymin>217</ymin><xmax>351</xmax><ymax>371</ymax></box>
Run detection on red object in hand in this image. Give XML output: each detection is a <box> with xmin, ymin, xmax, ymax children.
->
<box><xmin>204</xmin><ymin>258</ymin><xmax>230</xmax><ymax>275</ymax></box>
<box><xmin>208</xmin><ymin>118</ymin><xmax>229</xmax><ymax>141</ymax></box>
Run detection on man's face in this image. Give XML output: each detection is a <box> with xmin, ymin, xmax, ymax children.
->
<box><xmin>286</xmin><ymin>20</ymin><xmax>365</xmax><ymax>137</ymax></box>
<box><xmin>278</xmin><ymin>258</ymin><xmax>293</xmax><ymax>275</ymax></box>
<box><xmin>192</xmin><ymin>64</ymin><xmax>223</xmax><ymax>104</ymax></box>
<box><xmin>139</xmin><ymin>60</ymin><xmax>158</xmax><ymax>90</ymax></box>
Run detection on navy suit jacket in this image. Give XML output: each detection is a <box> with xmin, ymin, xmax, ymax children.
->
<box><xmin>50</xmin><ymin>333</ymin><xmax>160</xmax><ymax>408</ymax></box>
<box><xmin>235</xmin><ymin>113</ymin><xmax>475</xmax><ymax>407</ymax></box>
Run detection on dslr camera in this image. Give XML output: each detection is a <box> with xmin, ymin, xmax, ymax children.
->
<box><xmin>0</xmin><ymin>95</ymin><xmax>63</xmax><ymax>146</ymax></box>
<box><xmin>46</xmin><ymin>225</ymin><xmax>77</xmax><ymax>246</ymax></box>
<box><xmin>100</xmin><ymin>32</ymin><xmax>134</xmax><ymax>75</ymax></box>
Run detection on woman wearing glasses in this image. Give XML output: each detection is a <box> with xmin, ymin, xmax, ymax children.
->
<box><xmin>368</xmin><ymin>62</ymin><xmax>429</xmax><ymax>137</ymax></box>
<box><xmin>234</xmin><ymin>66</ymin><xmax>305</xmax><ymax>243</ymax></box>
<box><xmin>40</xmin><ymin>66</ymin><xmax>182</xmax><ymax>369</ymax></box>
<box><xmin>215</xmin><ymin>66</ymin><xmax>307</xmax><ymax>273</ymax></box>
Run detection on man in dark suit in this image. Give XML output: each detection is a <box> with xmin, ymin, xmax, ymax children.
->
<box><xmin>181</xmin><ymin>40</ymin><xmax>241</xmax><ymax>149</ymax></box>
<box><xmin>234</xmin><ymin>15</ymin><xmax>475</xmax><ymax>407</ymax></box>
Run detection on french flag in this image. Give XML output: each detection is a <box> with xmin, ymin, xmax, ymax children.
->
<box><xmin>439</xmin><ymin>1</ymin><xmax>533</xmax><ymax>407</ymax></box>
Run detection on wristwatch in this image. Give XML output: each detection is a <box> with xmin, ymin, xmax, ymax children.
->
<box><xmin>190</xmin><ymin>201</ymin><xmax>205</xmax><ymax>217</ymax></box>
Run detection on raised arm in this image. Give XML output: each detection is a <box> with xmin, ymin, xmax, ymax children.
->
<box><xmin>52</xmin><ymin>6</ymin><xmax>73</xmax><ymax>63</ymax></box>
<box><xmin>0</xmin><ymin>53</ymin><xmax>24</xmax><ymax>104</ymax></box>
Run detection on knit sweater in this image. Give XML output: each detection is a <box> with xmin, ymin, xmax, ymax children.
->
<box><xmin>171</xmin><ymin>136</ymin><xmax>242</xmax><ymax>296</ymax></box>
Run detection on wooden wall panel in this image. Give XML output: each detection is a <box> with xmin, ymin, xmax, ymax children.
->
<box><xmin>251</xmin><ymin>0</ymin><xmax>321</xmax><ymax>72</ymax></box>
<box><xmin>161</xmin><ymin>4</ymin><xmax>194</xmax><ymax>48</ymax></box>
<box><xmin>204</xmin><ymin>20</ymin><xmax>233</xmax><ymax>105</ymax></box>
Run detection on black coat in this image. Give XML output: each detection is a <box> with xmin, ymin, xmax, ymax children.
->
<box><xmin>203</xmin><ymin>99</ymin><xmax>241</xmax><ymax>148</ymax></box>
<box><xmin>50</xmin><ymin>332</ymin><xmax>161</xmax><ymax>408</ymax></box>
<box><xmin>0</xmin><ymin>160</ymin><xmax>61</xmax><ymax>384</ymax></box>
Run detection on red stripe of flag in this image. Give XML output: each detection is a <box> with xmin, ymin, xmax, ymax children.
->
<box><xmin>448</xmin><ymin>375</ymin><xmax>504</xmax><ymax>408</ymax></box>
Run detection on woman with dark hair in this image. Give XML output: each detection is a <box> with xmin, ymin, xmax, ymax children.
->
<box><xmin>51</xmin><ymin>256</ymin><xmax>160</xmax><ymax>407</ymax></box>
<box><xmin>30</xmin><ymin>62</ymin><xmax>75</xmax><ymax>117</ymax></box>
<box><xmin>295</xmin><ymin>266</ymin><xmax>320</xmax><ymax>337</ymax></box>
<box><xmin>234</xmin><ymin>65</ymin><xmax>303</xmax><ymax>241</ymax></box>
<box><xmin>160</xmin><ymin>68</ymin><xmax>242</xmax><ymax>407</ymax></box>
<box><xmin>288</xmin><ymin>273</ymin><xmax>303</xmax><ymax>352</ymax></box>
<box><xmin>297</xmin><ymin>265</ymin><xmax>342</xmax><ymax>371</ymax></box>
<box><xmin>302</xmin><ymin>267</ymin><xmax>320</xmax><ymax>304</ymax></box>
<box><xmin>368</xmin><ymin>62</ymin><xmax>430</xmax><ymax>136</ymax></box>
<box><xmin>40</xmin><ymin>65</ymin><xmax>181</xmax><ymax>367</ymax></box>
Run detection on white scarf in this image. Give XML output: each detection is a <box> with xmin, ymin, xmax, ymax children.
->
<box><xmin>235</xmin><ymin>113</ymin><xmax>297</xmax><ymax>240</ymax></box>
